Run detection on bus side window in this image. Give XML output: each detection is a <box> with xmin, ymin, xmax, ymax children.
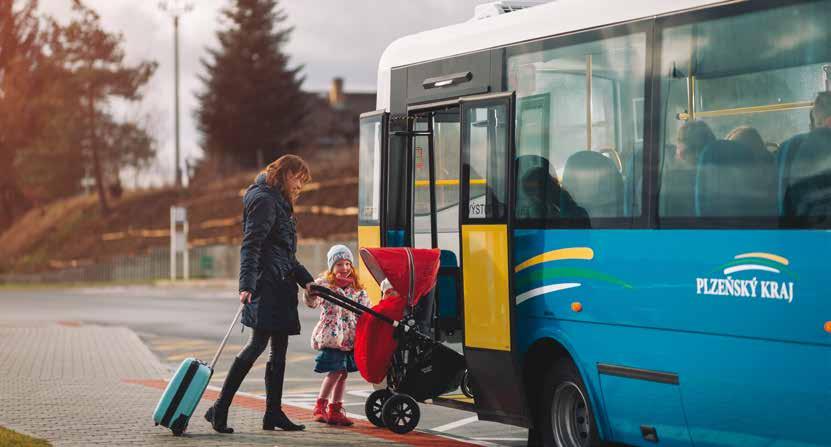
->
<box><xmin>508</xmin><ymin>32</ymin><xmax>647</xmax><ymax>226</ymax></box>
<box><xmin>657</xmin><ymin>1</ymin><xmax>831</xmax><ymax>227</ymax></box>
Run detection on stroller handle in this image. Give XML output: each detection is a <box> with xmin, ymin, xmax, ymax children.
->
<box><xmin>309</xmin><ymin>284</ymin><xmax>398</xmax><ymax>327</ymax></box>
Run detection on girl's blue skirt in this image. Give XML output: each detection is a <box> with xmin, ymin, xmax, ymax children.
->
<box><xmin>314</xmin><ymin>348</ymin><xmax>358</xmax><ymax>373</ymax></box>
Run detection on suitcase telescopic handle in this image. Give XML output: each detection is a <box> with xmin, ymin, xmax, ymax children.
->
<box><xmin>210</xmin><ymin>303</ymin><xmax>245</xmax><ymax>371</ymax></box>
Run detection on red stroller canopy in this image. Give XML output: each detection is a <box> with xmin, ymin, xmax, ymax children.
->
<box><xmin>354</xmin><ymin>247</ymin><xmax>440</xmax><ymax>383</ymax></box>
<box><xmin>359</xmin><ymin>247</ymin><xmax>440</xmax><ymax>307</ymax></box>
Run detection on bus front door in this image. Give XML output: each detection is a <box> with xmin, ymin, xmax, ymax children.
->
<box><xmin>408</xmin><ymin>105</ymin><xmax>464</xmax><ymax>340</ymax></box>
<box><xmin>459</xmin><ymin>92</ymin><xmax>528</xmax><ymax>425</ymax></box>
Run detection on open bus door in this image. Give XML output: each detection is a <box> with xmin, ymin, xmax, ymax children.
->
<box><xmin>458</xmin><ymin>92</ymin><xmax>528</xmax><ymax>426</ymax></box>
<box><xmin>404</xmin><ymin>102</ymin><xmax>464</xmax><ymax>342</ymax></box>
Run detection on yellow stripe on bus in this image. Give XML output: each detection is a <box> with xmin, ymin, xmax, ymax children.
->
<box><xmin>414</xmin><ymin>179</ymin><xmax>486</xmax><ymax>187</ymax></box>
<box><xmin>358</xmin><ymin>226</ymin><xmax>382</xmax><ymax>304</ymax></box>
<box><xmin>734</xmin><ymin>252</ymin><xmax>789</xmax><ymax>266</ymax></box>
<box><xmin>514</xmin><ymin>247</ymin><xmax>595</xmax><ymax>273</ymax></box>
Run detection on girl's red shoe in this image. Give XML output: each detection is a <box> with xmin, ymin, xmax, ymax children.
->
<box><xmin>313</xmin><ymin>398</ymin><xmax>329</xmax><ymax>423</ymax></box>
<box><xmin>326</xmin><ymin>402</ymin><xmax>354</xmax><ymax>426</ymax></box>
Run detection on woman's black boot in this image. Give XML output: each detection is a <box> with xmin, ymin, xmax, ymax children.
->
<box><xmin>263</xmin><ymin>362</ymin><xmax>305</xmax><ymax>431</ymax></box>
<box><xmin>204</xmin><ymin>356</ymin><xmax>254</xmax><ymax>434</ymax></box>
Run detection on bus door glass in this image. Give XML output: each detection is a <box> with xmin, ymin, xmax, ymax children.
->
<box><xmin>411</xmin><ymin>108</ymin><xmax>462</xmax><ymax>256</ymax></box>
<box><xmin>460</xmin><ymin>92</ymin><xmax>527</xmax><ymax>419</ymax></box>
<box><xmin>409</xmin><ymin>106</ymin><xmax>463</xmax><ymax>338</ymax></box>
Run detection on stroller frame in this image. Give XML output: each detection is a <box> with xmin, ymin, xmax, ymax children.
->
<box><xmin>309</xmin><ymin>247</ymin><xmax>466</xmax><ymax>434</ymax></box>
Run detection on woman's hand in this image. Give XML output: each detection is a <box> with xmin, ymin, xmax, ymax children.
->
<box><xmin>239</xmin><ymin>290</ymin><xmax>252</xmax><ymax>304</ymax></box>
<box><xmin>304</xmin><ymin>282</ymin><xmax>315</xmax><ymax>297</ymax></box>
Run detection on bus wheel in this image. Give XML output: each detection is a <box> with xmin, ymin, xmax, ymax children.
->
<box><xmin>540</xmin><ymin>360</ymin><xmax>599</xmax><ymax>447</ymax></box>
<box><xmin>461</xmin><ymin>369</ymin><xmax>476</xmax><ymax>398</ymax></box>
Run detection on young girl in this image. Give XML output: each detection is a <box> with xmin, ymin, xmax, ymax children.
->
<box><xmin>303</xmin><ymin>245</ymin><xmax>369</xmax><ymax>426</ymax></box>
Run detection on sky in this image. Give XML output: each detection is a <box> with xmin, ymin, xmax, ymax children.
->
<box><xmin>38</xmin><ymin>0</ymin><xmax>488</xmax><ymax>187</ymax></box>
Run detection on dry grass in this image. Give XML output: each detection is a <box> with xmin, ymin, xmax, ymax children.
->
<box><xmin>0</xmin><ymin>194</ymin><xmax>98</xmax><ymax>263</ymax></box>
<box><xmin>1</xmin><ymin>147</ymin><xmax>360</xmax><ymax>274</ymax></box>
<box><xmin>0</xmin><ymin>426</ymin><xmax>51</xmax><ymax>446</ymax></box>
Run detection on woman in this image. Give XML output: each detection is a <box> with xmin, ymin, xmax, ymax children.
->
<box><xmin>205</xmin><ymin>154</ymin><xmax>313</xmax><ymax>434</ymax></box>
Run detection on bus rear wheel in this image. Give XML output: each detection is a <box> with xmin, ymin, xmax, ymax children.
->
<box><xmin>540</xmin><ymin>360</ymin><xmax>600</xmax><ymax>447</ymax></box>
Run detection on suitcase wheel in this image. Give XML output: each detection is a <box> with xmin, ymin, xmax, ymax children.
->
<box><xmin>170</xmin><ymin>415</ymin><xmax>188</xmax><ymax>436</ymax></box>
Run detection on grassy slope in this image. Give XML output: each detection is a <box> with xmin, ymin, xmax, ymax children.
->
<box><xmin>0</xmin><ymin>426</ymin><xmax>51</xmax><ymax>447</ymax></box>
<box><xmin>1</xmin><ymin>148</ymin><xmax>359</xmax><ymax>274</ymax></box>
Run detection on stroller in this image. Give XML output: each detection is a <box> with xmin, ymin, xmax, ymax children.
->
<box><xmin>309</xmin><ymin>247</ymin><xmax>466</xmax><ymax>434</ymax></box>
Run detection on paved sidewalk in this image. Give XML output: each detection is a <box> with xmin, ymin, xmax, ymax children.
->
<box><xmin>0</xmin><ymin>322</ymin><xmax>479</xmax><ymax>447</ymax></box>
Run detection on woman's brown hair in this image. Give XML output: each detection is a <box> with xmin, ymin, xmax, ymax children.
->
<box><xmin>260</xmin><ymin>154</ymin><xmax>312</xmax><ymax>201</ymax></box>
<box><xmin>322</xmin><ymin>262</ymin><xmax>365</xmax><ymax>291</ymax></box>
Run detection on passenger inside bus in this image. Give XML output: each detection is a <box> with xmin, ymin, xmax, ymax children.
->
<box><xmin>726</xmin><ymin>126</ymin><xmax>767</xmax><ymax>154</ymax></box>
<box><xmin>660</xmin><ymin>120</ymin><xmax>716</xmax><ymax>217</ymax></box>
<box><xmin>516</xmin><ymin>155</ymin><xmax>588</xmax><ymax>222</ymax></box>
<box><xmin>780</xmin><ymin>92</ymin><xmax>831</xmax><ymax>222</ymax></box>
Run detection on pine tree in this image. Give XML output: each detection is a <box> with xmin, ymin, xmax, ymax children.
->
<box><xmin>196</xmin><ymin>0</ymin><xmax>308</xmax><ymax>173</ymax></box>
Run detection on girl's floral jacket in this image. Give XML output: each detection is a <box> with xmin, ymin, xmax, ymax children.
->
<box><xmin>303</xmin><ymin>277</ymin><xmax>369</xmax><ymax>351</ymax></box>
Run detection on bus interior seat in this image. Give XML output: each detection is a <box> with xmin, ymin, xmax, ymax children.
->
<box><xmin>779</xmin><ymin>128</ymin><xmax>831</xmax><ymax>219</ymax></box>
<box><xmin>435</xmin><ymin>249</ymin><xmax>462</xmax><ymax>335</ymax></box>
<box><xmin>622</xmin><ymin>144</ymin><xmax>643</xmax><ymax>217</ymax></box>
<box><xmin>695</xmin><ymin>140</ymin><xmax>776</xmax><ymax>217</ymax></box>
<box><xmin>776</xmin><ymin>133</ymin><xmax>809</xmax><ymax>215</ymax></box>
<box><xmin>561</xmin><ymin>150</ymin><xmax>624</xmax><ymax>218</ymax></box>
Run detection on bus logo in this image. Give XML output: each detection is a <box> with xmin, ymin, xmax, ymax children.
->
<box><xmin>513</xmin><ymin>247</ymin><xmax>631</xmax><ymax>305</ymax></box>
<box><xmin>695</xmin><ymin>252</ymin><xmax>795</xmax><ymax>303</ymax></box>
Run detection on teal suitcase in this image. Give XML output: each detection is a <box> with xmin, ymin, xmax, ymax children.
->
<box><xmin>153</xmin><ymin>304</ymin><xmax>243</xmax><ymax>436</ymax></box>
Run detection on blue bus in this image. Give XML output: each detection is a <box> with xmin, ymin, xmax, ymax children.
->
<box><xmin>358</xmin><ymin>1</ymin><xmax>831</xmax><ymax>445</ymax></box>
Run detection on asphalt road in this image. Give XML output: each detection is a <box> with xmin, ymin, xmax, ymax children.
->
<box><xmin>0</xmin><ymin>284</ymin><xmax>528</xmax><ymax>446</ymax></box>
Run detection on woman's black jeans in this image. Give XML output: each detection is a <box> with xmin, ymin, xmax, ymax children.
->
<box><xmin>214</xmin><ymin>328</ymin><xmax>288</xmax><ymax>414</ymax></box>
<box><xmin>237</xmin><ymin>328</ymin><xmax>289</xmax><ymax>367</ymax></box>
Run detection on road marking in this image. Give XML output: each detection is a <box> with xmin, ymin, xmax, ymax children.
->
<box><xmin>287</xmin><ymin>353</ymin><xmax>316</xmax><ymax>363</ymax></box>
<box><xmin>432</xmin><ymin>416</ymin><xmax>479</xmax><ymax>432</ymax></box>
<box><xmin>348</xmin><ymin>389</ymin><xmax>373</xmax><ymax>398</ymax></box>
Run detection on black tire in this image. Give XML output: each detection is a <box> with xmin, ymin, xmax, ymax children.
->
<box><xmin>539</xmin><ymin>360</ymin><xmax>600</xmax><ymax>447</ymax></box>
<box><xmin>365</xmin><ymin>388</ymin><xmax>393</xmax><ymax>428</ymax></box>
<box><xmin>381</xmin><ymin>394</ymin><xmax>420</xmax><ymax>434</ymax></box>
<box><xmin>170</xmin><ymin>419</ymin><xmax>187</xmax><ymax>437</ymax></box>
<box><xmin>461</xmin><ymin>369</ymin><xmax>476</xmax><ymax>398</ymax></box>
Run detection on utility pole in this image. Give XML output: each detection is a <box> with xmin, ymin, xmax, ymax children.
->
<box><xmin>159</xmin><ymin>0</ymin><xmax>193</xmax><ymax>188</ymax></box>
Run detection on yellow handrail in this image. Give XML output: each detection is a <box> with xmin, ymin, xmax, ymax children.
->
<box><xmin>414</xmin><ymin>179</ymin><xmax>486</xmax><ymax>187</ymax></box>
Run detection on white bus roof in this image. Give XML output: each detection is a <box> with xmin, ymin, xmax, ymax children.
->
<box><xmin>376</xmin><ymin>0</ymin><xmax>727</xmax><ymax>110</ymax></box>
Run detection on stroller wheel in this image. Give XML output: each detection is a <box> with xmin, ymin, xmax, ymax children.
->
<box><xmin>365</xmin><ymin>389</ymin><xmax>393</xmax><ymax>428</ymax></box>
<box><xmin>381</xmin><ymin>394</ymin><xmax>420</xmax><ymax>434</ymax></box>
<box><xmin>461</xmin><ymin>370</ymin><xmax>476</xmax><ymax>399</ymax></box>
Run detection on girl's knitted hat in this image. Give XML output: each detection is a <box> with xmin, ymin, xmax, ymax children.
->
<box><xmin>327</xmin><ymin>245</ymin><xmax>354</xmax><ymax>271</ymax></box>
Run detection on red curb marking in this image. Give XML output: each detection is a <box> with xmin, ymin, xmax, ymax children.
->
<box><xmin>57</xmin><ymin>321</ymin><xmax>82</xmax><ymax>327</ymax></box>
<box><xmin>126</xmin><ymin>379</ymin><xmax>480</xmax><ymax>447</ymax></box>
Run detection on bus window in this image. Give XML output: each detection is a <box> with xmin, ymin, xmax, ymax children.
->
<box><xmin>657</xmin><ymin>0</ymin><xmax>831</xmax><ymax>226</ymax></box>
<box><xmin>464</xmin><ymin>105</ymin><xmax>507</xmax><ymax>220</ymax></box>
<box><xmin>507</xmin><ymin>32</ymin><xmax>646</xmax><ymax>225</ymax></box>
<box><xmin>412</xmin><ymin>112</ymin><xmax>462</xmax><ymax>256</ymax></box>
<box><xmin>359</xmin><ymin>114</ymin><xmax>383</xmax><ymax>225</ymax></box>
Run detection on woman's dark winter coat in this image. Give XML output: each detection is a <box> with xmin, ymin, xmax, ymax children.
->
<box><xmin>239</xmin><ymin>174</ymin><xmax>314</xmax><ymax>334</ymax></box>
